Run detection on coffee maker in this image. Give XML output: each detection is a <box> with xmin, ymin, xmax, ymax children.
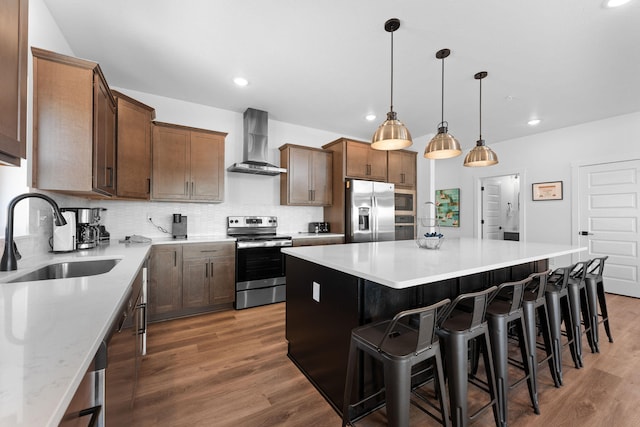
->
<box><xmin>172</xmin><ymin>214</ymin><xmax>187</xmax><ymax>239</ymax></box>
<box><xmin>61</xmin><ymin>208</ymin><xmax>98</xmax><ymax>249</ymax></box>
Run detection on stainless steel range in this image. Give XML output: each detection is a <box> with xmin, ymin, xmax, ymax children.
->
<box><xmin>227</xmin><ymin>216</ymin><xmax>292</xmax><ymax>309</ymax></box>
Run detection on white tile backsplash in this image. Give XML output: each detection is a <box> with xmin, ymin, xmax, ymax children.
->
<box><xmin>90</xmin><ymin>200</ymin><xmax>324</xmax><ymax>240</ymax></box>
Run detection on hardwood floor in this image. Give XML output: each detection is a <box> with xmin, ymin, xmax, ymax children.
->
<box><xmin>133</xmin><ymin>294</ymin><xmax>640</xmax><ymax>426</ymax></box>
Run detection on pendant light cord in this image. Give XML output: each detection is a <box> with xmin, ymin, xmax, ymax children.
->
<box><xmin>390</xmin><ymin>31</ymin><xmax>394</xmax><ymax>113</ymax></box>
<box><xmin>441</xmin><ymin>56</ymin><xmax>445</xmax><ymax>125</ymax></box>
<box><xmin>479</xmin><ymin>77</ymin><xmax>483</xmax><ymax>140</ymax></box>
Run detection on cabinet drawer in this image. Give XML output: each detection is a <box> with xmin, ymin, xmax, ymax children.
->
<box><xmin>183</xmin><ymin>242</ymin><xmax>235</xmax><ymax>259</ymax></box>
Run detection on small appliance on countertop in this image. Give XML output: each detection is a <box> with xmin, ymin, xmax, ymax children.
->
<box><xmin>172</xmin><ymin>214</ymin><xmax>188</xmax><ymax>239</ymax></box>
<box><xmin>61</xmin><ymin>207</ymin><xmax>100</xmax><ymax>249</ymax></box>
<box><xmin>308</xmin><ymin>222</ymin><xmax>330</xmax><ymax>233</ymax></box>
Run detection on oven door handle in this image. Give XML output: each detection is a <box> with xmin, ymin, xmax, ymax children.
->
<box><xmin>236</xmin><ymin>241</ymin><xmax>292</xmax><ymax>249</ymax></box>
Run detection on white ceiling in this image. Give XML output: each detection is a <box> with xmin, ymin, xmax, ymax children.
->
<box><xmin>42</xmin><ymin>0</ymin><xmax>640</xmax><ymax>149</ymax></box>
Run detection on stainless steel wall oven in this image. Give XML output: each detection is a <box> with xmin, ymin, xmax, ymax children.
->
<box><xmin>228</xmin><ymin>216</ymin><xmax>291</xmax><ymax>309</ymax></box>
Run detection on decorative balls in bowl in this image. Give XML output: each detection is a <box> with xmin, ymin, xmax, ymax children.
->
<box><xmin>416</xmin><ymin>232</ymin><xmax>444</xmax><ymax>250</ymax></box>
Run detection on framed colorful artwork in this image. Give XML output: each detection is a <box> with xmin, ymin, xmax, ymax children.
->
<box><xmin>435</xmin><ymin>188</ymin><xmax>460</xmax><ymax>227</ymax></box>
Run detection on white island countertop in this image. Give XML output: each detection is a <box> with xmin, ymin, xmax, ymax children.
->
<box><xmin>0</xmin><ymin>241</ymin><xmax>152</xmax><ymax>427</ymax></box>
<box><xmin>282</xmin><ymin>237</ymin><xmax>586</xmax><ymax>289</ymax></box>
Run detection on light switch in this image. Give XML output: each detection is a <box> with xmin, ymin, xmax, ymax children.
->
<box><xmin>312</xmin><ymin>281</ymin><xmax>320</xmax><ymax>302</ymax></box>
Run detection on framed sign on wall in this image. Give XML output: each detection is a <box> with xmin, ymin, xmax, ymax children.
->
<box><xmin>435</xmin><ymin>188</ymin><xmax>460</xmax><ymax>227</ymax></box>
<box><xmin>532</xmin><ymin>181</ymin><xmax>563</xmax><ymax>201</ymax></box>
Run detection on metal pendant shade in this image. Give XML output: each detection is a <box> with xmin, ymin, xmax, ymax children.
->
<box><xmin>371</xmin><ymin>18</ymin><xmax>412</xmax><ymax>151</ymax></box>
<box><xmin>424</xmin><ymin>49</ymin><xmax>461</xmax><ymax>159</ymax></box>
<box><xmin>464</xmin><ymin>71</ymin><xmax>498</xmax><ymax>167</ymax></box>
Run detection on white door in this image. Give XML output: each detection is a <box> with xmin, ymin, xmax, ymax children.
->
<box><xmin>578</xmin><ymin>160</ymin><xmax>640</xmax><ymax>297</ymax></box>
<box><xmin>482</xmin><ymin>180</ymin><xmax>502</xmax><ymax>239</ymax></box>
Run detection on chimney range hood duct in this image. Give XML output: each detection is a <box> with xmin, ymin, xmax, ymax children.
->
<box><xmin>227</xmin><ymin>108</ymin><xmax>286</xmax><ymax>176</ymax></box>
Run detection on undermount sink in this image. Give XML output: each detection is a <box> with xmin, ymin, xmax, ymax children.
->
<box><xmin>7</xmin><ymin>258</ymin><xmax>121</xmax><ymax>283</ymax></box>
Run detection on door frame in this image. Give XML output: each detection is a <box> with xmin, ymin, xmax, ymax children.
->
<box><xmin>571</xmin><ymin>154</ymin><xmax>640</xmax><ymax>259</ymax></box>
<box><xmin>473</xmin><ymin>170</ymin><xmax>526</xmax><ymax>241</ymax></box>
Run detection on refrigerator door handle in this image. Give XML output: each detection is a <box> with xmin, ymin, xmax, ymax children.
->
<box><xmin>372</xmin><ymin>196</ymin><xmax>377</xmax><ymax>241</ymax></box>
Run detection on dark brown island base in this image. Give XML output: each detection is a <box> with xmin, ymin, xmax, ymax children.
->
<box><xmin>283</xmin><ymin>238</ymin><xmax>585</xmax><ymax>419</ymax></box>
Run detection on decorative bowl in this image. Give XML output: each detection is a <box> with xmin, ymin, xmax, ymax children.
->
<box><xmin>416</xmin><ymin>236</ymin><xmax>444</xmax><ymax>250</ymax></box>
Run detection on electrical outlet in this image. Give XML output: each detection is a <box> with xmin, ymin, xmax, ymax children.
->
<box><xmin>146</xmin><ymin>213</ymin><xmax>152</xmax><ymax>222</ymax></box>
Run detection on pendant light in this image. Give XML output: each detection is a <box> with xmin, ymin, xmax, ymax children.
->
<box><xmin>371</xmin><ymin>18</ymin><xmax>413</xmax><ymax>151</ymax></box>
<box><xmin>463</xmin><ymin>71</ymin><xmax>499</xmax><ymax>167</ymax></box>
<box><xmin>424</xmin><ymin>49</ymin><xmax>461</xmax><ymax>159</ymax></box>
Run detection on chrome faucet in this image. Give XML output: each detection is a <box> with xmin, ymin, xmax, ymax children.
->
<box><xmin>1</xmin><ymin>193</ymin><xmax>67</xmax><ymax>271</ymax></box>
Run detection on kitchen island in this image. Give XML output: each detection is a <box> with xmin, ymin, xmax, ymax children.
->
<box><xmin>282</xmin><ymin>237</ymin><xmax>585</xmax><ymax>415</ymax></box>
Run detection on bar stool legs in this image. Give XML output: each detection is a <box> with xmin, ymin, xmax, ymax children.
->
<box><xmin>565</xmin><ymin>281</ymin><xmax>584</xmax><ymax>367</ymax></box>
<box><xmin>522</xmin><ymin>296</ymin><xmax>561</xmax><ymax>388</ymax></box>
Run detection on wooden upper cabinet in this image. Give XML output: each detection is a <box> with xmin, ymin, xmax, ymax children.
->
<box><xmin>279</xmin><ymin>144</ymin><xmax>332</xmax><ymax>206</ymax></box>
<box><xmin>387</xmin><ymin>150</ymin><xmax>417</xmax><ymax>189</ymax></box>
<box><xmin>152</xmin><ymin>122</ymin><xmax>226</xmax><ymax>202</ymax></box>
<box><xmin>0</xmin><ymin>0</ymin><xmax>28</xmax><ymax>166</ymax></box>
<box><xmin>31</xmin><ymin>47</ymin><xmax>117</xmax><ymax>197</ymax></box>
<box><xmin>113</xmin><ymin>90</ymin><xmax>155</xmax><ymax>199</ymax></box>
<box><xmin>345</xmin><ymin>139</ymin><xmax>387</xmax><ymax>181</ymax></box>
<box><xmin>190</xmin><ymin>131</ymin><xmax>224</xmax><ymax>201</ymax></box>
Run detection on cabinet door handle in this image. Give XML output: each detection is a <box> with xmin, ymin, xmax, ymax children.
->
<box><xmin>205</xmin><ymin>262</ymin><xmax>208</xmax><ymax>278</ymax></box>
<box><xmin>107</xmin><ymin>167</ymin><xmax>114</xmax><ymax>187</ymax></box>
<box><xmin>185</xmin><ymin>181</ymin><xmax>189</xmax><ymax>196</ymax></box>
<box><xmin>147</xmin><ymin>178</ymin><xmax>151</xmax><ymax>194</ymax></box>
<box><xmin>312</xmin><ymin>190</ymin><xmax>315</xmax><ymax>201</ymax></box>
<box><xmin>174</xmin><ymin>252</ymin><xmax>177</xmax><ymax>267</ymax></box>
<box><xmin>136</xmin><ymin>303</ymin><xmax>147</xmax><ymax>335</ymax></box>
<box><xmin>401</xmin><ymin>173</ymin><xmax>405</xmax><ymax>183</ymax></box>
<box><xmin>191</xmin><ymin>181</ymin><xmax>195</xmax><ymax>196</ymax></box>
<box><xmin>309</xmin><ymin>189</ymin><xmax>312</xmax><ymax>201</ymax></box>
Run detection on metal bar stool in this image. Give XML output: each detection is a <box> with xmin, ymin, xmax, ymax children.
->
<box><xmin>436</xmin><ymin>286</ymin><xmax>499</xmax><ymax>427</ymax></box>
<box><xmin>545</xmin><ymin>266</ymin><xmax>580</xmax><ymax>382</ymax></box>
<box><xmin>342</xmin><ymin>299</ymin><xmax>452</xmax><ymax>427</ymax></box>
<box><xmin>484</xmin><ymin>277</ymin><xmax>538</xmax><ymax>426</ymax></box>
<box><xmin>567</xmin><ymin>261</ymin><xmax>597</xmax><ymax>356</ymax></box>
<box><xmin>585</xmin><ymin>256</ymin><xmax>614</xmax><ymax>346</ymax></box>
<box><xmin>521</xmin><ymin>270</ymin><xmax>561</xmax><ymax>389</ymax></box>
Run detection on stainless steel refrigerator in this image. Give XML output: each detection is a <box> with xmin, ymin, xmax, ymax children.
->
<box><xmin>345</xmin><ymin>179</ymin><xmax>395</xmax><ymax>243</ymax></box>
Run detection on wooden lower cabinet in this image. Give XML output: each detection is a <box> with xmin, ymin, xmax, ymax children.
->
<box><xmin>149</xmin><ymin>242</ymin><xmax>235</xmax><ymax>321</ymax></box>
<box><xmin>148</xmin><ymin>244</ymin><xmax>183</xmax><ymax>318</ymax></box>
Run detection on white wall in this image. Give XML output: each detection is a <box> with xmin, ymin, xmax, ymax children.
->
<box><xmin>423</xmin><ymin>111</ymin><xmax>640</xmax><ymax>257</ymax></box>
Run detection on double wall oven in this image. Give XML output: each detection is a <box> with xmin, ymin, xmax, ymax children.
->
<box><xmin>227</xmin><ymin>216</ymin><xmax>292</xmax><ymax>309</ymax></box>
<box><xmin>394</xmin><ymin>189</ymin><xmax>416</xmax><ymax>240</ymax></box>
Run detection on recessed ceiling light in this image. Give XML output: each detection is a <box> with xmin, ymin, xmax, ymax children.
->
<box><xmin>365</xmin><ymin>114</ymin><xmax>376</xmax><ymax>121</ymax></box>
<box><xmin>528</xmin><ymin>119</ymin><xmax>541</xmax><ymax>126</ymax></box>
<box><xmin>233</xmin><ymin>77</ymin><xmax>249</xmax><ymax>87</ymax></box>
<box><xmin>604</xmin><ymin>0</ymin><xmax>631</xmax><ymax>7</ymax></box>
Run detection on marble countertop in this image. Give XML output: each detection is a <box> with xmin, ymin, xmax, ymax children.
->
<box><xmin>282</xmin><ymin>237</ymin><xmax>586</xmax><ymax>289</ymax></box>
<box><xmin>0</xmin><ymin>241</ymin><xmax>154</xmax><ymax>427</ymax></box>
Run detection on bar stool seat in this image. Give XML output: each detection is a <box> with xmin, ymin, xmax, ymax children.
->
<box><xmin>437</xmin><ymin>286</ymin><xmax>499</xmax><ymax>427</ymax></box>
<box><xmin>342</xmin><ymin>299</ymin><xmax>451</xmax><ymax>427</ymax></box>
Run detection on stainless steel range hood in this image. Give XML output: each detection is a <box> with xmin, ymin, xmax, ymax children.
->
<box><xmin>227</xmin><ymin>108</ymin><xmax>286</xmax><ymax>176</ymax></box>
